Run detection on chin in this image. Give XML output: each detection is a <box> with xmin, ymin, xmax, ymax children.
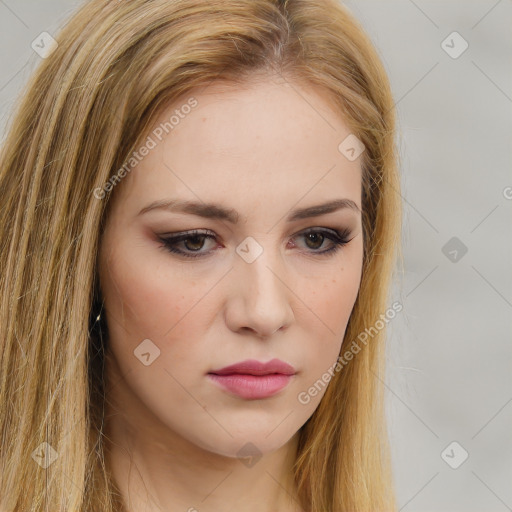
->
<box><xmin>189</xmin><ymin>429</ymin><xmax>295</xmax><ymax>460</ymax></box>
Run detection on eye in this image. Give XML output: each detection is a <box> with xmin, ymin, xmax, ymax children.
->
<box><xmin>158</xmin><ymin>229</ymin><xmax>217</xmax><ymax>259</ymax></box>
<box><xmin>290</xmin><ymin>227</ymin><xmax>352</xmax><ymax>256</ymax></box>
<box><xmin>158</xmin><ymin>227</ymin><xmax>353</xmax><ymax>259</ymax></box>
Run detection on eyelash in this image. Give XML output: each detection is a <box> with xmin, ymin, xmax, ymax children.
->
<box><xmin>157</xmin><ymin>227</ymin><xmax>353</xmax><ymax>259</ymax></box>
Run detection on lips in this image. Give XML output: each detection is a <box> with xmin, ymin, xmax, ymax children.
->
<box><xmin>208</xmin><ymin>358</ymin><xmax>296</xmax><ymax>376</ymax></box>
<box><xmin>207</xmin><ymin>359</ymin><xmax>296</xmax><ymax>400</ymax></box>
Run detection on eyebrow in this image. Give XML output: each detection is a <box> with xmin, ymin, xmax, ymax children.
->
<box><xmin>138</xmin><ymin>198</ymin><xmax>361</xmax><ymax>223</ymax></box>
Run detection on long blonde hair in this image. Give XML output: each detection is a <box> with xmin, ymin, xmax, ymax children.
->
<box><xmin>0</xmin><ymin>0</ymin><xmax>402</xmax><ymax>510</ymax></box>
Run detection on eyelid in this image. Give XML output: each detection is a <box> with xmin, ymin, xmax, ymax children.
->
<box><xmin>157</xmin><ymin>226</ymin><xmax>354</xmax><ymax>259</ymax></box>
<box><xmin>158</xmin><ymin>226</ymin><xmax>351</xmax><ymax>240</ymax></box>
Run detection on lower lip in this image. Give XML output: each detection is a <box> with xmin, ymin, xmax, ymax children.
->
<box><xmin>207</xmin><ymin>373</ymin><xmax>293</xmax><ymax>400</ymax></box>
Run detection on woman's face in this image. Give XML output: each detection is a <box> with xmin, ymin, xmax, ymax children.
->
<box><xmin>98</xmin><ymin>75</ymin><xmax>364</xmax><ymax>458</ymax></box>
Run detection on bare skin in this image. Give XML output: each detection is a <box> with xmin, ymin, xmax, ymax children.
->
<box><xmin>98</xmin><ymin>73</ymin><xmax>364</xmax><ymax>512</ymax></box>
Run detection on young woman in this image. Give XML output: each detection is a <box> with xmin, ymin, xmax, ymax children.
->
<box><xmin>0</xmin><ymin>0</ymin><xmax>402</xmax><ymax>510</ymax></box>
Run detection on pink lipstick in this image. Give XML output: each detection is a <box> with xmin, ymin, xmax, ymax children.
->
<box><xmin>207</xmin><ymin>358</ymin><xmax>296</xmax><ymax>400</ymax></box>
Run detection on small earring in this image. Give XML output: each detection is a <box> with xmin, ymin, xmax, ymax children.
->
<box><xmin>90</xmin><ymin>301</ymin><xmax>104</xmax><ymax>331</ymax></box>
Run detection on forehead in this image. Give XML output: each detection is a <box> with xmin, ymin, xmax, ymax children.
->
<box><xmin>155</xmin><ymin>76</ymin><xmax>352</xmax><ymax>160</ymax></box>
<box><xmin>112</xmin><ymin>76</ymin><xmax>362</xmax><ymax>222</ymax></box>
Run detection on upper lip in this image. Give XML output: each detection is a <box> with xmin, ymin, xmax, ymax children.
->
<box><xmin>209</xmin><ymin>358</ymin><xmax>296</xmax><ymax>376</ymax></box>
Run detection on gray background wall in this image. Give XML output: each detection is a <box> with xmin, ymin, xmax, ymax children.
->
<box><xmin>1</xmin><ymin>1</ymin><xmax>511</xmax><ymax>510</ymax></box>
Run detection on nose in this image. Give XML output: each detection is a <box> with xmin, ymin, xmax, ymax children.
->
<box><xmin>224</xmin><ymin>245</ymin><xmax>294</xmax><ymax>339</ymax></box>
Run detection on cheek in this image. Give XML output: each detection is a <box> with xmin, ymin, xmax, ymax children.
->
<box><xmin>296</xmin><ymin>254</ymin><xmax>362</xmax><ymax>381</ymax></box>
<box><xmin>302</xmin><ymin>257</ymin><xmax>362</xmax><ymax>335</ymax></box>
<box><xmin>100</xmin><ymin>242</ymin><xmax>216</xmax><ymax>366</ymax></box>
<box><xmin>307</xmin><ymin>277</ymin><xmax>357</xmax><ymax>329</ymax></box>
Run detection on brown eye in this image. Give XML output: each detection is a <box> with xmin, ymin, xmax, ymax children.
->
<box><xmin>159</xmin><ymin>227</ymin><xmax>352</xmax><ymax>259</ymax></box>
<box><xmin>303</xmin><ymin>232</ymin><xmax>325</xmax><ymax>250</ymax></box>
<box><xmin>293</xmin><ymin>228</ymin><xmax>352</xmax><ymax>256</ymax></box>
<box><xmin>159</xmin><ymin>230</ymin><xmax>218</xmax><ymax>258</ymax></box>
<box><xmin>182</xmin><ymin>234</ymin><xmax>208</xmax><ymax>252</ymax></box>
